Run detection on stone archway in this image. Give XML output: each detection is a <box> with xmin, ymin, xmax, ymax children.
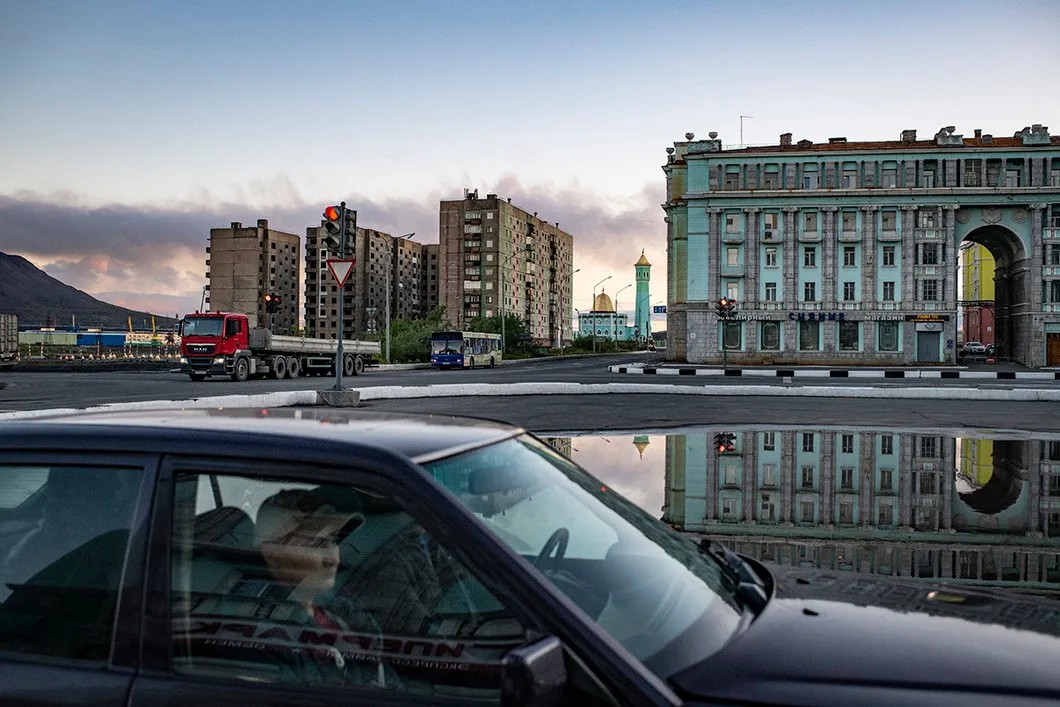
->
<box><xmin>957</xmin><ymin>221</ymin><xmax>1028</xmax><ymax>364</ymax></box>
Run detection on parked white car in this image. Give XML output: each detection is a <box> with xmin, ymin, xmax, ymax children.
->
<box><xmin>963</xmin><ymin>341</ymin><xmax>987</xmax><ymax>355</ymax></box>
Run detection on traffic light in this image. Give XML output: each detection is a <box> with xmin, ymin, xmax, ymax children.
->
<box><xmin>715</xmin><ymin>297</ymin><xmax>737</xmax><ymax>320</ymax></box>
<box><xmin>713</xmin><ymin>432</ymin><xmax>736</xmax><ymax>454</ymax></box>
<box><xmin>264</xmin><ymin>293</ymin><xmax>281</xmax><ymax>313</ymax></box>
<box><xmin>322</xmin><ymin>204</ymin><xmax>344</xmax><ymax>253</ymax></box>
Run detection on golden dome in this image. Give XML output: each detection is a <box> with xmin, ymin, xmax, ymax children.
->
<box><xmin>593</xmin><ymin>292</ymin><xmax>615</xmax><ymax>312</ymax></box>
<box><xmin>635</xmin><ymin>249</ymin><xmax>651</xmax><ymax>267</ymax></box>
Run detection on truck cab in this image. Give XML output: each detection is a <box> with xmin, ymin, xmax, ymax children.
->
<box><xmin>179</xmin><ymin>313</ymin><xmax>249</xmax><ymax>381</ymax></box>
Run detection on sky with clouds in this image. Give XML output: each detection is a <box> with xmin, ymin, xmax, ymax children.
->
<box><xmin>1</xmin><ymin>0</ymin><xmax>1057</xmax><ymax>321</ymax></box>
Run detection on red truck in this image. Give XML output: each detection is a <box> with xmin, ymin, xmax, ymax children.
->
<box><xmin>179</xmin><ymin>312</ymin><xmax>380</xmax><ymax>382</ymax></box>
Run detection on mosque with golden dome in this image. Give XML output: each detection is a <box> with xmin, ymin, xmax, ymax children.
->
<box><xmin>577</xmin><ymin>250</ymin><xmax>653</xmax><ymax>342</ymax></box>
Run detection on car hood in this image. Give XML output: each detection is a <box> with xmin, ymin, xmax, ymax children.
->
<box><xmin>670</xmin><ymin>566</ymin><xmax>1060</xmax><ymax>705</ymax></box>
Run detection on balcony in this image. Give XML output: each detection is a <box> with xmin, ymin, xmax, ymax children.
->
<box><xmin>915</xmin><ymin>265</ymin><xmax>941</xmax><ymax>277</ymax></box>
<box><xmin>721</xmin><ymin>231</ymin><xmax>745</xmax><ymax>244</ymax></box>
<box><xmin>838</xmin><ymin>230</ymin><xmax>861</xmax><ymax>243</ymax></box>
<box><xmin>798</xmin><ymin>230</ymin><xmax>822</xmax><ymax>243</ymax></box>
<box><xmin>761</xmin><ymin>229</ymin><xmax>783</xmax><ymax>244</ymax></box>
<box><xmin>837</xmin><ymin>302</ymin><xmax>863</xmax><ymax>310</ymax></box>
<box><xmin>1044</xmin><ymin>227</ymin><xmax>1060</xmax><ymax>241</ymax></box>
<box><xmin>877</xmin><ymin>229</ymin><xmax>901</xmax><ymax>242</ymax></box>
<box><xmin>915</xmin><ymin>228</ymin><xmax>942</xmax><ymax>239</ymax></box>
<box><xmin>463</xmin><ymin>280</ymin><xmax>483</xmax><ymax>290</ymax></box>
<box><xmin>721</xmin><ymin>265</ymin><xmax>746</xmax><ymax>277</ymax></box>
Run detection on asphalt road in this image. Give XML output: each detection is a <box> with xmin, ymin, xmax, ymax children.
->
<box><xmin>2</xmin><ymin>354</ymin><xmax>1060</xmax><ymax>433</ymax></box>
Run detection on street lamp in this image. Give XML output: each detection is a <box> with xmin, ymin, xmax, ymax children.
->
<box><xmin>592</xmin><ymin>275</ymin><xmax>612</xmax><ymax>353</ymax></box>
<box><xmin>614</xmin><ymin>283</ymin><xmax>632</xmax><ymax>344</ymax></box>
<box><xmin>385</xmin><ymin>232</ymin><xmax>415</xmax><ymax>364</ymax></box>
<box><xmin>554</xmin><ymin>267</ymin><xmax>581</xmax><ymax>349</ymax></box>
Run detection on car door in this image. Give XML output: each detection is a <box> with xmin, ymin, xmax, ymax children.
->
<box><xmin>0</xmin><ymin>449</ymin><xmax>156</xmax><ymax>706</ymax></box>
<box><xmin>128</xmin><ymin>454</ymin><xmax>557</xmax><ymax>706</ymax></box>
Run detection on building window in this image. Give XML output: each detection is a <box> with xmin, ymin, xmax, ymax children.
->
<box><xmin>803</xmin><ymin>282</ymin><xmax>817</xmax><ymax>302</ymax></box>
<box><xmin>725</xmin><ymin>214</ymin><xmax>739</xmax><ymax>233</ymax></box>
<box><xmin>726</xmin><ymin>247</ymin><xmax>739</xmax><ymax>266</ymax></box>
<box><xmin>803</xmin><ymin>172</ymin><xmax>819</xmax><ymax>189</ymax></box>
<box><xmin>722</xmin><ymin>498</ymin><xmax>736</xmax><ymax>518</ymax></box>
<box><xmin>842</xmin><ymin>282</ymin><xmax>855</xmax><ymax>301</ymax></box>
<box><xmin>841</xmin><ymin>434</ymin><xmax>854</xmax><ymax>454</ymax></box>
<box><xmin>800</xmin><ymin>500</ymin><xmax>815</xmax><ymax>522</ymax></box>
<box><xmin>922</xmin><ymin>280</ymin><xmax>939</xmax><ymax>301</ymax></box>
<box><xmin>799</xmin><ymin>320</ymin><xmax>820</xmax><ymax>350</ymax></box>
<box><xmin>1050</xmin><ymin>281</ymin><xmax>1060</xmax><ymax>303</ymax></box>
<box><xmin>920</xmin><ymin>437</ymin><xmax>937</xmax><ymax>458</ymax></box>
<box><xmin>919</xmin><ymin>211</ymin><xmax>937</xmax><ymax>228</ymax></box>
<box><xmin>763</xmin><ymin>213</ymin><xmax>778</xmax><ymax>229</ymax></box>
<box><xmin>804</xmin><ymin>247</ymin><xmax>817</xmax><ymax>267</ymax></box>
<box><xmin>727</xmin><ymin>283</ymin><xmax>739</xmax><ymax>301</ymax></box>
<box><xmin>882</xmin><ymin>246</ymin><xmax>896</xmax><ymax>267</ymax></box>
<box><xmin>921</xmin><ymin>171</ymin><xmax>936</xmax><ymax>188</ymax></box>
<box><xmin>804</xmin><ymin>212</ymin><xmax>818</xmax><ymax>232</ymax></box>
<box><xmin>839</xmin><ymin>501</ymin><xmax>854</xmax><ymax>524</ymax></box>
<box><xmin>802</xmin><ymin>433</ymin><xmax>814</xmax><ymax>452</ymax></box>
<box><xmin>840</xmin><ymin>246</ymin><xmax>855</xmax><ymax>267</ymax></box>
<box><xmin>801</xmin><ymin>466</ymin><xmax>814</xmax><ymax>488</ymax></box>
<box><xmin>765</xmin><ymin>247</ymin><xmax>777</xmax><ymax>268</ymax></box>
<box><xmin>883</xmin><ymin>281</ymin><xmax>896</xmax><ymax>301</ymax></box>
<box><xmin>879</xmin><ymin>503</ymin><xmax>894</xmax><ymax>525</ymax></box>
<box><xmin>964</xmin><ymin>159</ymin><xmax>982</xmax><ymax>187</ymax></box>
<box><xmin>880</xmin><ymin>468</ymin><xmax>894</xmax><ymax>490</ymax></box>
<box><xmin>881</xmin><ymin>210</ymin><xmax>897</xmax><ymax>232</ymax></box>
<box><xmin>878</xmin><ymin>322</ymin><xmax>899</xmax><ymax>351</ymax></box>
<box><xmin>842</xmin><ymin>170</ymin><xmax>858</xmax><ymax>188</ymax></box>
<box><xmin>881</xmin><ymin>434</ymin><xmax>894</xmax><ymax>455</ymax></box>
<box><xmin>762</xmin><ymin>432</ymin><xmax>776</xmax><ymax>451</ymax></box>
<box><xmin>839</xmin><ymin>321</ymin><xmax>859</xmax><ymax>351</ymax></box>
<box><xmin>723</xmin><ymin>322</ymin><xmax>742</xmax><ymax>350</ymax></box>
<box><xmin>1005</xmin><ymin>170</ymin><xmax>1020</xmax><ymax>188</ymax></box>
<box><xmin>882</xmin><ymin>169</ymin><xmax>898</xmax><ymax>188</ymax></box>
<box><xmin>841</xmin><ymin>467</ymin><xmax>854</xmax><ymax>490</ymax></box>
<box><xmin>1050</xmin><ymin>246</ymin><xmax>1060</xmax><ymax>266</ymax></box>
<box><xmin>762</xmin><ymin>463</ymin><xmax>777</xmax><ymax>486</ymax></box>
<box><xmin>724</xmin><ymin>171</ymin><xmax>741</xmax><ymax>191</ymax></box>
<box><xmin>764</xmin><ymin>282</ymin><xmax>777</xmax><ymax>302</ymax></box>
<box><xmin>842</xmin><ymin>211</ymin><xmax>857</xmax><ymax>232</ymax></box>
<box><xmin>760</xmin><ymin>321</ymin><xmax>780</xmax><ymax>350</ymax></box>
<box><xmin>724</xmin><ymin>466</ymin><xmax>738</xmax><ymax>485</ymax></box>
<box><xmin>921</xmin><ymin>244</ymin><xmax>939</xmax><ymax>265</ymax></box>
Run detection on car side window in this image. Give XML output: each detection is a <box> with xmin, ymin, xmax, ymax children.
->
<box><xmin>170</xmin><ymin>471</ymin><xmax>529</xmax><ymax>701</ymax></box>
<box><xmin>0</xmin><ymin>464</ymin><xmax>143</xmax><ymax>663</ymax></box>
<box><xmin>225</xmin><ymin>318</ymin><xmax>240</xmax><ymax>337</ymax></box>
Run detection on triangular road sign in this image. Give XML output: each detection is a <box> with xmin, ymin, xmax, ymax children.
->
<box><xmin>327</xmin><ymin>258</ymin><xmax>356</xmax><ymax>287</ymax></box>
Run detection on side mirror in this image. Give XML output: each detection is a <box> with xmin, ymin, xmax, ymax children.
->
<box><xmin>500</xmin><ymin>636</ymin><xmax>567</xmax><ymax>707</ymax></box>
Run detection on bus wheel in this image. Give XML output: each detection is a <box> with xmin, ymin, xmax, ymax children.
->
<box><xmin>489</xmin><ymin>357</ymin><xmax>495</xmax><ymax>368</ymax></box>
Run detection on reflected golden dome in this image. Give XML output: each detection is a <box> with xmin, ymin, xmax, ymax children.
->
<box><xmin>593</xmin><ymin>292</ymin><xmax>615</xmax><ymax>312</ymax></box>
<box><xmin>633</xmin><ymin>435</ymin><xmax>650</xmax><ymax>459</ymax></box>
<box><xmin>635</xmin><ymin>249</ymin><xmax>651</xmax><ymax>267</ymax></box>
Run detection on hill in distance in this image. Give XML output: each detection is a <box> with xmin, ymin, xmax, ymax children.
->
<box><xmin>0</xmin><ymin>252</ymin><xmax>178</xmax><ymax>330</ymax></box>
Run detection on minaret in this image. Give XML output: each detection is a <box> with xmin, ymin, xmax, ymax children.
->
<box><xmin>634</xmin><ymin>249</ymin><xmax>652</xmax><ymax>340</ymax></box>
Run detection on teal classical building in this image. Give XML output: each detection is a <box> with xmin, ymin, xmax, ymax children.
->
<box><xmin>662</xmin><ymin>125</ymin><xmax>1060</xmax><ymax>366</ymax></box>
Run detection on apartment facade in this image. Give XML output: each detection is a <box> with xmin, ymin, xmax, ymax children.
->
<box><xmin>662</xmin><ymin>124</ymin><xmax>1060</xmax><ymax>366</ymax></box>
<box><xmin>440</xmin><ymin>190</ymin><xmax>576</xmax><ymax>347</ymax></box>
<box><xmin>205</xmin><ymin>219</ymin><xmax>299</xmax><ymax>334</ymax></box>
<box><xmin>304</xmin><ymin>223</ymin><xmax>433</xmax><ymax>340</ymax></box>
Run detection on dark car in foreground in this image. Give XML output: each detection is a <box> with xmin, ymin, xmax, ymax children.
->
<box><xmin>1</xmin><ymin>408</ymin><xmax>1059</xmax><ymax>706</ymax></box>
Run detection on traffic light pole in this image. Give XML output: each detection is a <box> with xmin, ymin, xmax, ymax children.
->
<box><xmin>333</xmin><ymin>202</ymin><xmax>348</xmax><ymax>390</ymax></box>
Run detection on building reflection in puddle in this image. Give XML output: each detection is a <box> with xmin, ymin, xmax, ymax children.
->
<box><xmin>551</xmin><ymin>430</ymin><xmax>1060</xmax><ymax>592</ymax></box>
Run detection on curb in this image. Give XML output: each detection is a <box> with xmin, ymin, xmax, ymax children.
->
<box><xmin>609</xmin><ymin>365</ymin><xmax>1060</xmax><ymax>381</ymax></box>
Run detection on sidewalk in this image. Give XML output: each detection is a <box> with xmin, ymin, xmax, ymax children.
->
<box><xmin>609</xmin><ymin>362</ymin><xmax>1060</xmax><ymax>381</ymax></box>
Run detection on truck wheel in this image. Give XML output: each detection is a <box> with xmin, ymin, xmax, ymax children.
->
<box><xmin>287</xmin><ymin>356</ymin><xmax>301</xmax><ymax>377</ymax></box>
<box><xmin>343</xmin><ymin>354</ymin><xmax>356</xmax><ymax>377</ymax></box>
<box><xmin>272</xmin><ymin>356</ymin><xmax>287</xmax><ymax>380</ymax></box>
<box><xmin>354</xmin><ymin>355</ymin><xmax>365</xmax><ymax>375</ymax></box>
<box><xmin>189</xmin><ymin>373</ymin><xmax>207</xmax><ymax>382</ymax></box>
<box><xmin>231</xmin><ymin>357</ymin><xmax>249</xmax><ymax>382</ymax></box>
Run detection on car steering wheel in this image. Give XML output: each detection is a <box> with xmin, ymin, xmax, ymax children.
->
<box><xmin>534</xmin><ymin>527</ymin><xmax>569</xmax><ymax>567</ymax></box>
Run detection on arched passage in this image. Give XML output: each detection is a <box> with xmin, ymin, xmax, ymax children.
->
<box><xmin>958</xmin><ymin>223</ymin><xmax>1028</xmax><ymax>364</ymax></box>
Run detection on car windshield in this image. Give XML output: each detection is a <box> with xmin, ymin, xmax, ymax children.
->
<box><xmin>182</xmin><ymin>318</ymin><xmax>223</xmax><ymax>337</ymax></box>
<box><xmin>424</xmin><ymin>435</ymin><xmax>743</xmax><ymax>678</ymax></box>
<box><xmin>431</xmin><ymin>339</ymin><xmax>462</xmax><ymax>355</ymax></box>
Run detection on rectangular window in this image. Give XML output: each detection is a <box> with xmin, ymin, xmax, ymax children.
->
<box><xmin>760</xmin><ymin>321</ymin><xmax>780</xmax><ymax>350</ymax></box>
<box><xmin>723</xmin><ymin>498</ymin><xmax>736</xmax><ymax>517</ymax></box>
<box><xmin>881</xmin><ymin>434</ymin><xmax>894</xmax><ymax>455</ymax></box>
<box><xmin>724</xmin><ymin>466</ymin><xmax>738</xmax><ymax>485</ymax></box>
<box><xmin>878</xmin><ymin>322</ymin><xmax>899</xmax><ymax>351</ymax></box>
<box><xmin>726</xmin><ymin>247</ymin><xmax>739</xmax><ymax>266</ymax></box>
<box><xmin>839</xmin><ymin>502</ymin><xmax>854</xmax><ymax>524</ymax></box>
<box><xmin>804</xmin><ymin>247</ymin><xmax>817</xmax><ymax>267</ymax></box>
<box><xmin>921</xmin><ymin>244</ymin><xmax>939</xmax><ymax>265</ymax></box>
<box><xmin>881</xmin><ymin>210</ymin><xmax>897</xmax><ymax>231</ymax></box>
<box><xmin>724</xmin><ymin>173</ymin><xmax>741</xmax><ymax>190</ymax></box>
<box><xmin>0</xmin><ymin>464</ymin><xmax>143</xmax><ymax>663</ymax></box>
<box><xmin>839</xmin><ymin>321</ymin><xmax>859</xmax><ymax>350</ymax></box>
<box><xmin>763</xmin><ymin>432</ymin><xmax>776</xmax><ymax>451</ymax></box>
<box><xmin>1005</xmin><ymin>170</ymin><xmax>1020</xmax><ymax>188</ymax></box>
<box><xmin>919</xmin><ymin>211</ymin><xmax>937</xmax><ymax>228</ymax></box>
<box><xmin>802</xmin><ymin>433</ymin><xmax>815</xmax><ymax>452</ymax></box>
<box><xmin>764</xmin><ymin>282</ymin><xmax>777</xmax><ymax>302</ymax></box>
<box><xmin>842</xmin><ymin>282</ymin><xmax>856</xmax><ymax>301</ymax></box>
<box><xmin>1051</xmin><ymin>171</ymin><xmax>1060</xmax><ymax>187</ymax></box>
<box><xmin>800</xmin><ymin>500</ymin><xmax>815</xmax><ymax>522</ymax></box>
<box><xmin>762</xmin><ymin>463</ymin><xmax>777</xmax><ymax>486</ymax></box>
<box><xmin>842</xmin><ymin>170</ymin><xmax>858</xmax><ymax>188</ymax></box>
<box><xmin>882</xmin><ymin>246</ymin><xmax>896</xmax><ymax>267</ymax></box>
<box><xmin>799</xmin><ymin>320</ymin><xmax>820</xmax><ymax>350</ymax></box>
<box><xmin>880</xmin><ymin>468</ymin><xmax>894</xmax><ymax>490</ymax></box>
<box><xmin>879</xmin><ymin>503</ymin><xmax>894</xmax><ymax>525</ymax></box>
<box><xmin>921</xmin><ymin>171</ymin><xmax>936</xmax><ymax>188</ymax></box>
<box><xmin>803</xmin><ymin>172</ymin><xmax>819</xmax><ymax>189</ymax></box>
<box><xmin>1050</xmin><ymin>281</ymin><xmax>1060</xmax><ymax>303</ymax></box>
<box><xmin>1050</xmin><ymin>246</ymin><xmax>1060</xmax><ymax>266</ymax></box>
<box><xmin>841</xmin><ymin>434</ymin><xmax>854</xmax><ymax>454</ymax></box>
<box><xmin>723</xmin><ymin>321</ymin><xmax>742</xmax><ymax>350</ymax></box>
<box><xmin>725</xmin><ymin>214</ymin><xmax>739</xmax><ymax>233</ymax></box>
<box><xmin>763</xmin><ymin>213</ymin><xmax>778</xmax><ymax>229</ymax></box>
<box><xmin>803</xmin><ymin>282</ymin><xmax>817</xmax><ymax>302</ymax></box>
<box><xmin>964</xmin><ymin>159</ymin><xmax>982</xmax><ymax>187</ymax></box>
<box><xmin>726</xmin><ymin>282</ymin><xmax>739</xmax><ymax>301</ymax></box>
<box><xmin>801</xmin><ymin>466</ymin><xmax>814</xmax><ymax>488</ymax></box>
<box><xmin>883</xmin><ymin>281</ymin><xmax>896</xmax><ymax>301</ymax></box>
<box><xmin>765</xmin><ymin>247</ymin><xmax>777</xmax><ymax>267</ymax></box>
<box><xmin>882</xmin><ymin>169</ymin><xmax>898</xmax><ymax>188</ymax></box>
<box><xmin>841</xmin><ymin>467</ymin><xmax>854</xmax><ymax>490</ymax></box>
<box><xmin>922</xmin><ymin>280</ymin><xmax>939</xmax><ymax>301</ymax></box>
<box><xmin>842</xmin><ymin>211</ymin><xmax>857</xmax><ymax>232</ymax></box>
<box><xmin>921</xmin><ymin>437</ymin><xmax>938</xmax><ymax>458</ymax></box>
<box><xmin>804</xmin><ymin>212</ymin><xmax>818</xmax><ymax>232</ymax></box>
<box><xmin>843</xmin><ymin>246</ymin><xmax>856</xmax><ymax>267</ymax></box>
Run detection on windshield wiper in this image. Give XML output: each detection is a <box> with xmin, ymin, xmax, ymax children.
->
<box><xmin>699</xmin><ymin>539</ymin><xmax>768</xmax><ymax>615</ymax></box>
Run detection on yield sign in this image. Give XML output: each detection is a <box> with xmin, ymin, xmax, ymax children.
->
<box><xmin>327</xmin><ymin>258</ymin><xmax>356</xmax><ymax>287</ymax></box>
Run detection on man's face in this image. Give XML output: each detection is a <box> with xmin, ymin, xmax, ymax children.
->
<box><xmin>260</xmin><ymin>510</ymin><xmax>348</xmax><ymax>591</ymax></box>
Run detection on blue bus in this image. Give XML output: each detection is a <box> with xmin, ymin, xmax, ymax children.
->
<box><xmin>430</xmin><ymin>331</ymin><xmax>502</xmax><ymax>369</ymax></box>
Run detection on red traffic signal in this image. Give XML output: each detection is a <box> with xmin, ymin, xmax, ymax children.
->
<box><xmin>323</xmin><ymin>205</ymin><xmax>342</xmax><ymax>221</ymax></box>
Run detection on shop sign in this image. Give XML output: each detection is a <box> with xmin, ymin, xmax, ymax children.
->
<box><xmin>787</xmin><ymin>312</ymin><xmax>846</xmax><ymax>321</ymax></box>
<box><xmin>734</xmin><ymin>314</ymin><xmax>777</xmax><ymax>321</ymax></box>
<box><xmin>865</xmin><ymin>314</ymin><xmax>904</xmax><ymax>321</ymax></box>
<box><xmin>904</xmin><ymin>314</ymin><xmax>950</xmax><ymax>323</ymax></box>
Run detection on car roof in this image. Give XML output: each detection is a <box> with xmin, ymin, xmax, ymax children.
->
<box><xmin>3</xmin><ymin>407</ymin><xmax>523</xmax><ymax>464</ymax></box>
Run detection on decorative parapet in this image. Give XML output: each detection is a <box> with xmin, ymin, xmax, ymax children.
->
<box><xmin>1016</xmin><ymin>124</ymin><xmax>1051</xmax><ymax>146</ymax></box>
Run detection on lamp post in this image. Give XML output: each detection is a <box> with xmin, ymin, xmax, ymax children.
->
<box><xmin>553</xmin><ymin>266</ymin><xmax>581</xmax><ymax>349</ymax></box>
<box><xmin>613</xmin><ymin>283</ymin><xmax>632</xmax><ymax>345</ymax></box>
<box><xmin>385</xmin><ymin>232</ymin><xmax>415</xmax><ymax>364</ymax></box>
<box><xmin>592</xmin><ymin>275</ymin><xmax>612</xmax><ymax>353</ymax></box>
